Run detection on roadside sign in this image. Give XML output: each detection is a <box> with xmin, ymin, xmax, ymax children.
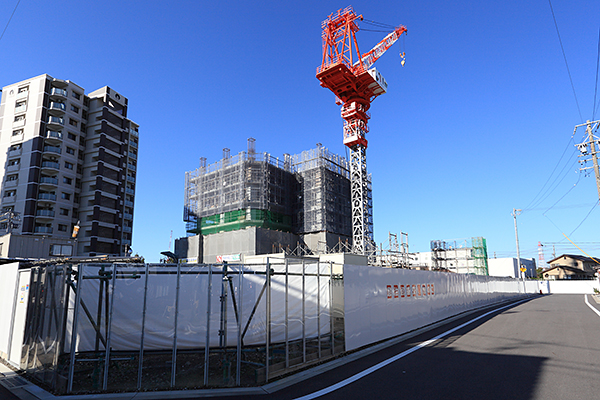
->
<box><xmin>520</xmin><ymin>266</ymin><xmax>526</xmax><ymax>273</ymax></box>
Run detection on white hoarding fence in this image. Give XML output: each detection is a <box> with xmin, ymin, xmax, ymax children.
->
<box><xmin>17</xmin><ymin>260</ymin><xmax>339</xmax><ymax>394</ymax></box>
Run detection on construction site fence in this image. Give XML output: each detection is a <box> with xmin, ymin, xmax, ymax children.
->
<box><xmin>0</xmin><ymin>260</ymin><xmax>548</xmax><ymax>396</ymax></box>
<box><xmin>0</xmin><ymin>260</ymin><xmax>343</xmax><ymax>395</ymax></box>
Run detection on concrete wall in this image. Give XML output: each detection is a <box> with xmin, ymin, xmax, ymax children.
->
<box><xmin>537</xmin><ymin>279</ymin><xmax>600</xmax><ymax>294</ymax></box>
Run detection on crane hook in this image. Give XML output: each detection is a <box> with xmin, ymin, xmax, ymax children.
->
<box><xmin>400</xmin><ymin>52</ymin><xmax>406</xmax><ymax>67</ymax></box>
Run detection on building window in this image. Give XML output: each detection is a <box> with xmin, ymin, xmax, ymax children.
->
<box><xmin>14</xmin><ymin>115</ymin><xmax>25</xmax><ymax>122</ymax></box>
<box><xmin>80</xmin><ymin>123</ymin><xmax>86</xmax><ymax>133</ymax></box>
<box><xmin>63</xmin><ymin>177</ymin><xmax>72</xmax><ymax>185</ymax></box>
<box><xmin>82</xmin><ymin>110</ymin><xmax>88</xmax><ymax>119</ymax></box>
<box><xmin>3</xmin><ymin>190</ymin><xmax>16</xmax><ymax>197</ymax></box>
<box><xmin>64</xmin><ymin>161</ymin><xmax>73</xmax><ymax>170</ymax></box>
<box><xmin>50</xmin><ymin>244</ymin><xmax>72</xmax><ymax>256</ymax></box>
<box><xmin>12</xmin><ymin>129</ymin><xmax>23</xmax><ymax>136</ymax></box>
<box><xmin>18</xmin><ymin>86</ymin><xmax>28</xmax><ymax>93</ymax></box>
<box><xmin>66</xmin><ymin>147</ymin><xmax>75</xmax><ymax>155</ymax></box>
<box><xmin>61</xmin><ymin>192</ymin><xmax>71</xmax><ymax>200</ymax></box>
<box><xmin>8</xmin><ymin>159</ymin><xmax>20</xmax><ymax>166</ymax></box>
<box><xmin>69</xmin><ymin>118</ymin><xmax>78</xmax><ymax>127</ymax></box>
<box><xmin>60</xmin><ymin>208</ymin><xmax>69</xmax><ymax>216</ymax></box>
<box><xmin>58</xmin><ymin>224</ymin><xmax>67</xmax><ymax>232</ymax></box>
<box><xmin>71</xmin><ymin>104</ymin><xmax>79</xmax><ymax>113</ymax></box>
<box><xmin>72</xmin><ymin>92</ymin><xmax>81</xmax><ymax>100</ymax></box>
<box><xmin>7</xmin><ymin>174</ymin><xmax>18</xmax><ymax>181</ymax></box>
<box><xmin>9</xmin><ymin>144</ymin><xmax>21</xmax><ymax>151</ymax></box>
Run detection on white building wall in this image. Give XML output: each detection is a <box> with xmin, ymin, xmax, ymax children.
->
<box><xmin>488</xmin><ymin>257</ymin><xmax>536</xmax><ymax>278</ymax></box>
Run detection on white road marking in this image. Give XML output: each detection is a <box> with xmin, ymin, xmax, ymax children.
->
<box><xmin>584</xmin><ymin>294</ymin><xmax>600</xmax><ymax>317</ymax></box>
<box><xmin>293</xmin><ymin>298</ymin><xmax>529</xmax><ymax>400</ymax></box>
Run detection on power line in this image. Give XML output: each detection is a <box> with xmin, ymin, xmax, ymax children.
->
<box><xmin>548</xmin><ymin>0</ymin><xmax>583</xmax><ymax>123</ymax></box>
<box><xmin>567</xmin><ymin>200</ymin><xmax>599</xmax><ymax>236</ymax></box>
<box><xmin>522</xmin><ymin>133</ymin><xmax>576</xmax><ymax>211</ymax></box>
<box><xmin>0</xmin><ymin>0</ymin><xmax>20</xmax><ymax>44</ymax></box>
<box><xmin>593</xmin><ymin>27</ymin><xmax>600</xmax><ymax>120</ymax></box>
<box><xmin>524</xmin><ymin>149</ymin><xmax>578</xmax><ymax>212</ymax></box>
<box><xmin>539</xmin><ymin>160</ymin><xmax>581</xmax><ymax>214</ymax></box>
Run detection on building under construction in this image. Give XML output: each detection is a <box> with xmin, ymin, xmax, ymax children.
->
<box><xmin>177</xmin><ymin>139</ymin><xmax>370</xmax><ymax>263</ymax></box>
<box><xmin>411</xmin><ymin>237</ymin><xmax>489</xmax><ymax>275</ymax></box>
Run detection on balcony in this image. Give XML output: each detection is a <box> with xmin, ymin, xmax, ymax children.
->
<box><xmin>126</xmin><ymin>176</ymin><xmax>135</xmax><ymax>183</ymax></box>
<box><xmin>129</xmin><ymin>141</ymin><xmax>138</xmax><ymax>149</ymax></box>
<box><xmin>50</xmin><ymin>88</ymin><xmax>67</xmax><ymax>98</ymax></box>
<box><xmin>123</xmin><ymin>226</ymin><xmax>132</xmax><ymax>233</ymax></box>
<box><xmin>36</xmin><ymin>209</ymin><xmax>55</xmax><ymax>218</ymax></box>
<box><xmin>127</xmin><ymin>164</ymin><xmax>136</xmax><ymax>172</ymax></box>
<box><xmin>47</xmin><ymin>116</ymin><xmax>64</xmax><ymax>128</ymax></box>
<box><xmin>13</xmin><ymin>118</ymin><xmax>25</xmax><ymax>128</ymax></box>
<box><xmin>34</xmin><ymin>226</ymin><xmax>53</xmax><ymax>234</ymax></box>
<box><xmin>16</xmin><ymin>90</ymin><xmax>28</xmax><ymax>100</ymax></box>
<box><xmin>43</xmin><ymin>145</ymin><xmax>62</xmax><ymax>155</ymax></box>
<box><xmin>129</xmin><ymin>128</ymin><xmax>139</xmax><ymax>137</ymax></box>
<box><xmin>41</xmin><ymin>161</ymin><xmax>60</xmax><ymax>171</ymax></box>
<box><xmin>122</xmin><ymin>239</ymin><xmax>131</xmax><ymax>246</ymax></box>
<box><xmin>45</xmin><ymin>130</ymin><xmax>62</xmax><ymax>145</ymax></box>
<box><xmin>128</xmin><ymin>152</ymin><xmax>137</xmax><ymax>160</ymax></box>
<box><xmin>8</xmin><ymin>148</ymin><xmax>22</xmax><ymax>157</ymax></box>
<box><xmin>40</xmin><ymin>176</ymin><xmax>58</xmax><ymax>186</ymax></box>
<box><xmin>124</xmin><ymin>200</ymin><xmax>134</xmax><ymax>208</ymax></box>
<box><xmin>124</xmin><ymin>213</ymin><xmax>133</xmax><ymax>220</ymax></box>
<box><xmin>14</xmin><ymin>103</ymin><xmax>27</xmax><ymax>113</ymax></box>
<box><xmin>38</xmin><ymin>193</ymin><xmax>57</xmax><ymax>201</ymax></box>
<box><xmin>6</xmin><ymin>164</ymin><xmax>20</xmax><ymax>172</ymax></box>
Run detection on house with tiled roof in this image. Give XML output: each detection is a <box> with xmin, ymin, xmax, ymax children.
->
<box><xmin>542</xmin><ymin>254</ymin><xmax>600</xmax><ymax>280</ymax></box>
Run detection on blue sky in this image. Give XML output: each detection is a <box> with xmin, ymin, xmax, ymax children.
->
<box><xmin>1</xmin><ymin>0</ymin><xmax>599</xmax><ymax>263</ymax></box>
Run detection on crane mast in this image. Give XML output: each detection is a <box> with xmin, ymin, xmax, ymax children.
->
<box><xmin>316</xmin><ymin>6</ymin><xmax>407</xmax><ymax>255</ymax></box>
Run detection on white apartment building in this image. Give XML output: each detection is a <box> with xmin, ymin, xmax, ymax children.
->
<box><xmin>0</xmin><ymin>74</ymin><xmax>139</xmax><ymax>257</ymax></box>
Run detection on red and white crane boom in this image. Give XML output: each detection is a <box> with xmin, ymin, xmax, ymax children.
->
<box><xmin>316</xmin><ymin>6</ymin><xmax>406</xmax><ymax>255</ymax></box>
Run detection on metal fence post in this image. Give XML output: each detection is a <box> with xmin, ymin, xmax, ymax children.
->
<box><xmin>204</xmin><ymin>265</ymin><xmax>213</xmax><ymax>386</ymax></box>
<box><xmin>137</xmin><ymin>263</ymin><xmax>149</xmax><ymax>390</ymax></box>
<box><xmin>265</xmin><ymin>258</ymin><xmax>271</xmax><ymax>383</ymax></box>
<box><xmin>317</xmin><ymin>262</ymin><xmax>321</xmax><ymax>359</ymax></box>
<box><xmin>67</xmin><ymin>265</ymin><xmax>83</xmax><ymax>393</ymax></box>
<box><xmin>171</xmin><ymin>263</ymin><xmax>181</xmax><ymax>387</ymax></box>
<box><xmin>235</xmin><ymin>265</ymin><xmax>243</xmax><ymax>386</ymax></box>
<box><xmin>302</xmin><ymin>260</ymin><xmax>306</xmax><ymax>364</ymax></box>
<box><xmin>329</xmin><ymin>261</ymin><xmax>334</xmax><ymax>355</ymax></box>
<box><xmin>285</xmin><ymin>259</ymin><xmax>289</xmax><ymax>369</ymax></box>
<box><xmin>102</xmin><ymin>264</ymin><xmax>117</xmax><ymax>391</ymax></box>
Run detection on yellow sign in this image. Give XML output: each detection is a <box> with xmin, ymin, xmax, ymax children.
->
<box><xmin>520</xmin><ymin>267</ymin><xmax>526</xmax><ymax>272</ymax></box>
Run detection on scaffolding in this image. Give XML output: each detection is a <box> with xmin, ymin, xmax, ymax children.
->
<box><xmin>184</xmin><ymin>140</ymin><xmax>363</xmax><ymax>242</ymax></box>
<box><xmin>184</xmin><ymin>139</ymin><xmax>295</xmax><ymax>235</ymax></box>
<box><xmin>293</xmin><ymin>145</ymin><xmax>353</xmax><ymax>237</ymax></box>
<box><xmin>430</xmin><ymin>237</ymin><xmax>489</xmax><ymax>275</ymax></box>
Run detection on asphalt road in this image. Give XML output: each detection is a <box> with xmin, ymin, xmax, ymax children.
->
<box><xmin>226</xmin><ymin>294</ymin><xmax>600</xmax><ymax>400</ymax></box>
<box><xmin>2</xmin><ymin>294</ymin><xmax>599</xmax><ymax>400</ymax></box>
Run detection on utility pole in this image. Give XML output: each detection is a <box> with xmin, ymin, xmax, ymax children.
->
<box><xmin>575</xmin><ymin>120</ymin><xmax>600</xmax><ymax>202</ymax></box>
<box><xmin>512</xmin><ymin>208</ymin><xmax>525</xmax><ymax>289</ymax></box>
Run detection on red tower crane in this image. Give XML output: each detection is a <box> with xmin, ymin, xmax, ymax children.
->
<box><xmin>317</xmin><ymin>6</ymin><xmax>407</xmax><ymax>255</ymax></box>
